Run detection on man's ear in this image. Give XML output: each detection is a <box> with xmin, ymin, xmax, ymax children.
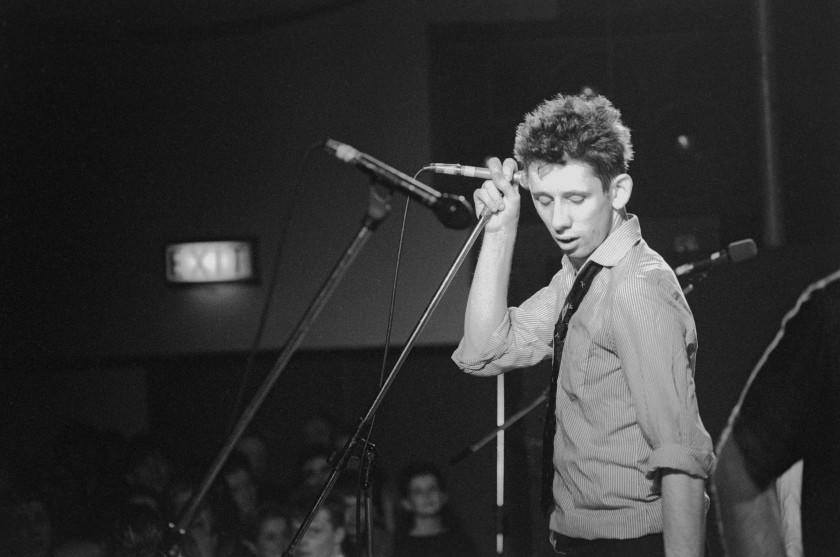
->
<box><xmin>609</xmin><ymin>173</ymin><xmax>633</xmax><ymax>210</ymax></box>
<box><xmin>400</xmin><ymin>498</ymin><xmax>412</xmax><ymax>512</ymax></box>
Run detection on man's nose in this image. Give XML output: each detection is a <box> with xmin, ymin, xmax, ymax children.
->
<box><xmin>552</xmin><ymin>202</ymin><xmax>571</xmax><ymax>230</ymax></box>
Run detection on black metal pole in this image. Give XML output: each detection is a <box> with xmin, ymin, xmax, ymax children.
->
<box><xmin>283</xmin><ymin>210</ymin><xmax>491</xmax><ymax>556</ymax></box>
<box><xmin>166</xmin><ymin>187</ymin><xmax>392</xmax><ymax>555</ymax></box>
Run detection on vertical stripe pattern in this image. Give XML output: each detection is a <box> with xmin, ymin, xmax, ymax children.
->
<box><xmin>453</xmin><ymin>215</ymin><xmax>714</xmax><ymax>539</ymax></box>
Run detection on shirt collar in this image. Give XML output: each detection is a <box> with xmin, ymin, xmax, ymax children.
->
<box><xmin>562</xmin><ymin>213</ymin><xmax>642</xmax><ymax>271</ymax></box>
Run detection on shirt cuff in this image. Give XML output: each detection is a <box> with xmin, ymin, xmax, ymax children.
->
<box><xmin>451</xmin><ymin>321</ymin><xmax>511</xmax><ymax>376</ymax></box>
<box><xmin>647</xmin><ymin>443</ymin><xmax>715</xmax><ymax>479</ymax></box>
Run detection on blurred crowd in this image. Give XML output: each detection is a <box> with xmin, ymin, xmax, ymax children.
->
<box><xmin>1</xmin><ymin>411</ymin><xmax>477</xmax><ymax>557</ymax></box>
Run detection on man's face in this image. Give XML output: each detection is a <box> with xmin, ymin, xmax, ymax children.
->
<box><xmin>236</xmin><ymin>436</ymin><xmax>268</xmax><ymax>479</ymax></box>
<box><xmin>255</xmin><ymin>517</ymin><xmax>290</xmax><ymax>557</ymax></box>
<box><xmin>404</xmin><ymin>474</ymin><xmax>447</xmax><ymax>518</ymax></box>
<box><xmin>225</xmin><ymin>468</ymin><xmax>258</xmax><ymax>515</ymax></box>
<box><xmin>526</xmin><ymin>159</ymin><xmax>617</xmax><ymax>269</ymax></box>
<box><xmin>293</xmin><ymin>509</ymin><xmax>343</xmax><ymax>557</ymax></box>
<box><xmin>302</xmin><ymin>456</ymin><xmax>330</xmax><ymax>488</ymax></box>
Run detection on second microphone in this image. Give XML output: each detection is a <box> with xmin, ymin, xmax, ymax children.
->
<box><xmin>426</xmin><ymin>163</ymin><xmax>525</xmax><ymax>185</ymax></box>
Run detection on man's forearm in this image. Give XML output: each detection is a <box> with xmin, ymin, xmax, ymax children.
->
<box><xmin>661</xmin><ymin>470</ymin><xmax>707</xmax><ymax>557</ymax></box>
<box><xmin>712</xmin><ymin>438</ymin><xmax>786</xmax><ymax>557</ymax></box>
<box><xmin>461</xmin><ymin>226</ymin><xmax>517</xmax><ymax>356</ymax></box>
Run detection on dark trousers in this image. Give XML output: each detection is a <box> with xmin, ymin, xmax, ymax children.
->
<box><xmin>550</xmin><ymin>531</ymin><xmax>665</xmax><ymax>557</ymax></box>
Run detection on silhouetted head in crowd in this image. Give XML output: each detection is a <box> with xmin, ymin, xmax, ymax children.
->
<box><xmin>222</xmin><ymin>451</ymin><xmax>259</xmax><ymax>530</ymax></box>
<box><xmin>166</xmin><ymin>477</ymin><xmax>243</xmax><ymax>557</ymax></box>
<box><xmin>244</xmin><ymin>503</ymin><xmax>291</xmax><ymax>557</ymax></box>
<box><xmin>109</xmin><ymin>503</ymin><xmax>165</xmax><ymax>557</ymax></box>
<box><xmin>123</xmin><ymin>434</ymin><xmax>172</xmax><ymax>496</ymax></box>
<box><xmin>289</xmin><ymin>494</ymin><xmax>346</xmax><ymax>557</ymax></box>
<box><xmin>394</xmin><ymin>462</ymin><xmax>477</xmax><ymax>556</ymax></box>
<box><xmin>331</xmin><ymin>475</ymin><xmax>363</xmax><ymax>541</ymax></box>
<box><xmin>399</xmin><ymin>462</ymin><xmax>448</xmax><ymax>521</ymax></box>
<box><xmin>301</xmin><ymin>410</ymin><xmax>339</xmax><ymax>450</ymax></box>
<box><xmin>297</xmin><ymin>445</ymin><xmax>333</xmax><ymax>491</ymax></box>
<box><xmin>235</xmin><ymin>433</ymin><xmax>269</xmax><ymax>485</ymax></box>
<box><xmin>331</xmin><ymin>472</ymin><xmax>395</xmax><ymax>557</ymax></box>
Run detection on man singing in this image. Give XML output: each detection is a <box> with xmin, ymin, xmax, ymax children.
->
<box><xmin>452</xmin><ymin>93</ymin><xmax>714</xmax><ymax>556</ymax></box>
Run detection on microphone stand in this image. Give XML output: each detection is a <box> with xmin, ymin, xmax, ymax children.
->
<box><xmin>282</xmin><ymin>210</ymin><xmax>492</xmax><ymax>556</ymax></box>
<box><xmin>679</xmin><ymin>272</ymin><xmax>708</xmax><ymax>296</ymax></box>
<box><xmin>450</xmin><ymin>387</ymin><xmax>549</xmax><ymax>465</ymax></box>
<box><xmin>165</xmin><ymin>186</ymin><xmax>392</xmax><ymax>556</ymax></box>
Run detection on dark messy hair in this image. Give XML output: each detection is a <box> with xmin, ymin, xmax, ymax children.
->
<box><xmin>513</xmin><ymin>93</ymin><xmax>634</xmax><ymax>190</ymax></box>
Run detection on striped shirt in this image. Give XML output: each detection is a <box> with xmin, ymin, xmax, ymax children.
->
<box><xmin>452</xmin><ymin>215</ymin><xmax>714</xmax><ymax>539</ymax></box>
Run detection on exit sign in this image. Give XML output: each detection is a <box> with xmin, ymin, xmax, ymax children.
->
<box><xmin>166</xmin><ymin>241</ymin><xmax>256</xmax><ymax>283</ymax></box>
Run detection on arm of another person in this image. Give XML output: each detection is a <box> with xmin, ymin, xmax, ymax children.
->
<box><xmin>459</xmin><ymin>157</ymin><xmax>521</xmax><ymax>359</ymax></box>
<box><xmin>613</xmin><ymin>275</ymin><xmax>715</xmax><ymax>557</ymax></box>
<box><xmin>712</xmin><ymin>285</ymin><xmax>827</xmax><ymax>557</ymax></box>
<box><xmin>776</xmin><ymin>460</ymin><xmax>803</xmax><ymax>557</ymax></box>
<box><xmin>712</xmin><ymin>437</ymin><xmax>786</xmax><ymax>557</ymax></box>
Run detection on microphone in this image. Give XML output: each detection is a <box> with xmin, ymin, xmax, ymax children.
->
<box><xmin>425</xmin><ymin>163</ymin><xmax>525</xmax><ymax>185</ymax></box>
<box><xmin>674</xmin><ymin>238</ymin><xmax>758</xmax><ymax>277</ymax></box>
<box><xmin>324</xmin><ymin>139</ymin><xmax>475</xmax><ymax>230</ymax></box>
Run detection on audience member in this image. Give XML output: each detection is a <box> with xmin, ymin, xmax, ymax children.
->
<box><xmin>333</xmin><ymin>474</ymin><xmax>393</xmax><ymax>557</ymax></box>
<box><xmin>167</xmin><ymin>478</ymin><xmax>250</xmax><ymax>557</ymax></box>
<box><xmin>236</xmin><ymin>434</ymin><xmax>270</xmax><ymax>486</ymax></box>
<box><xmin>288</xmin><ymin>494</ymin><xmax>348</xmax><ymax>557</ymax></box>
<box><xmin>123</xmin><ymin>434</ymin><xmax>173</xmax><ymax>501</ymax></box>
<box><xmin>4</xmin><ymin>406</ymin><xmax>492</xmax><ymax>557</ymax></box>
<box><xmin>222</xmin><ymin>451</ymin><xmax>261</xmax><ymax>536</ymax></box>
<box><xmin>244</xmin><ymin>503</ymin><xmax>292</xmax><ymax>557</ymax></box>
<box><xmin>394</xmin><ymin>462</ymin><xmax>477</xmax><ymax>557</ymax></box>
<box><xmin>301</xmin><ymin>411</ymin><xmax>339</xmax><ymax>451</ymax></box>
<box><xmin>295</xmin><ymin>445</ymin><xmax>334</xmax><ymax>496</ymax></box>
<box><xmin>109</xmin><ymin>502</ymin><xmax>165</xmax><ymax>557</ymax></box>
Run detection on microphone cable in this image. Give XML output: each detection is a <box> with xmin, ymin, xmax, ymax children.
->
<box><xmin>374</xmin><ymin>166</ymin><xmax>444</xmax><ymax>390</ymax></box>
<box><xmin>356</xmin><ymin>166</ymin><xmax>435</xmax><ymax>551</ymax></box>
<box><xmin>226</xmin><ymin>140</ymin><xmax>321</xmax><ymax>433</ymax></box>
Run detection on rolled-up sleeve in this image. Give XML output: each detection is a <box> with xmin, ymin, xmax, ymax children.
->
<box><xmin>612</xmin><ymin>272</ymin><xmax>715</xmax><ymax>478</ymax></box>
<box><xmin>452</xmin><ymin>282</ymin><xmax>561</xmax><ymax>376</ymax></box>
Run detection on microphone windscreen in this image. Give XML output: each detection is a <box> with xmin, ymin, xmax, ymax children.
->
<box><xmin>727</xmin><ymin>239</ymin><xmax>758</xmax><ymax>263</ymax></box>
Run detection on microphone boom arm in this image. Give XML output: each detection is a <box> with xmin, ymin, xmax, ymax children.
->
<box><xmin>165</xmin><ymin>188</ymin><xmax>393</xmax><ymax>556</ymax></box>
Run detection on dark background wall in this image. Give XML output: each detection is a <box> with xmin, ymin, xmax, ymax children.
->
<box><xmin>3</xmin><ymin>1</ymin><xmax>840</xmax><ymax>555</ymax></box>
